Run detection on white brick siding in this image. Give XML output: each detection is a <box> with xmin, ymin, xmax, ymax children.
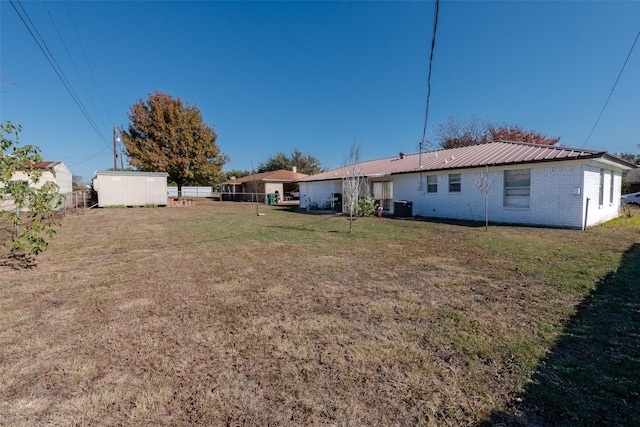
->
<box><xmin>392</xmin><ymin>161</ymin><xmax>624</xmax><ymax>228</ymax></box>
<box><xmin>582</xmin><ymin>163</ymin><xmax>623</xmax><ymax>227</ymax></box>
<box><xmin>300</xmin><ymin>159</ymin><xmax>626</xmax><ymax>228</ymax></box>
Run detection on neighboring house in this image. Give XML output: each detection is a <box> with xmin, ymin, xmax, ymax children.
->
<box><xmin>297</xmin><ymin>141</ymin><xmax>635</xmax><ymax>229</ymax></box>
<box><xmin>1</xmin><ymin>161</ymin><xmax>72</xmax><ymax>211</ymax></box>
<box><xmin>624</xmin><ymin>167</ymin><xmax>640</xmax><ymax>193</ymax></box>
<box><xmin>92</xmin><ymin>170</ymin><xmax>168</xmax><ymax>207</ymax></box>
<box><xmin>216</xmin><ymin>168</ymin><xmax>309</xmax><ymax>202</ymax></box>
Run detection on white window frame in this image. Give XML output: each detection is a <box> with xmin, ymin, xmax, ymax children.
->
<box><xmin>504</xmin><ymin>169</ymin><xmax>530</xmax><ymax>208</ymax></box>
<box><xmin>599</xmin><ymin>169</ymin><xmax>605</xmax><ymax>207</ymax></box>
<box><xmin>609</xmin><ymin>170</ymin><xmax>614</xmax><ymax>205</ymax></box>
<box><xmin>448</xmin><ymin>173</ymin><xmax>461</xmax><ymax>193</ymax></box>
<box><xmin>427</xmin><ymin>175</ymin><xmax>437</xmax><ymax>193</ymax></box>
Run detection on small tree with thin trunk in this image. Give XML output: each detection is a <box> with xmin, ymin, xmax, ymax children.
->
<box><xmin>343</xmin><ymin>142</ymin><xmax>366</xmax><ymax>234</ymax></box>
<box><xmin>1</xmin><ymin>121</ymin><xmax>62</xmax><ymax>257</ymax></box>
<box><xmin>474</xmin><ymin>165</ymin><xmax>497</xmax><ymax>231</ymax></box>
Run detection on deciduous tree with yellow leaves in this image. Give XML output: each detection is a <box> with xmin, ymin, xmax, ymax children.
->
<box><xmin>121</xmin><ymin>91</ymin><xmax>228</xmax><ymax>198</ymax></box>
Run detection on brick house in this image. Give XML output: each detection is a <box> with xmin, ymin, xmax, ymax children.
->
<box><xmin>297</xmin><ymin>141</ymin><xmax>635</xmax><ymax>229</ymax></box>
<box><xmin>216</xmin><ymin>168</ymin><xmax>308</xmax><ymax>203</ymax></box>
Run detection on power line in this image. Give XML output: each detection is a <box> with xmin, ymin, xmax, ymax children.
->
<box><xmin>67</xmin><ymin>146</ymin><xmax>110</xmax><ymax>167</ymax></box>
<box><xmin>42</xmin><ymin>1</ymin><xmax>109</xmax><ymax>133</ymax></box>
<box><xmin>64</xmin><ymin>0</ymin><xmax>113</xmax><ymax>127</ymax></box>
<box><xmin>9</xmin><ymin>0</ymin><xmax>110</xmax><ymax>149</ymax></box>
<box><xmin>419</xmin><ymin>0</ymin><xmax>439</xmax><ymax>154</ymax></box>
<box><xmin>582</xmin><ymin>29</ymin><xmax>640</xmax><ymax>148</ymax></box>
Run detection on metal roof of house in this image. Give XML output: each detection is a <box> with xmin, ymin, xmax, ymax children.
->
<box><xmin>298</xmin><ymin>141</ymin><xmax>635</xmax><ymax>182</ymax></box>
<box><xmin>29</xmin><ymin>161</ymin><xmax>72</xmax><ymax>175</ymax></box>
<box><xmin>35</xmin><ymin>161</ymin><xmax>63</xmax><ymax>169</ymax></box>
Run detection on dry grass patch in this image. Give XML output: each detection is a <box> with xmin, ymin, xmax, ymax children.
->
<box><xmin>1</xmin><ymin>200</ymin><xmax>639</xmax><ymax>425</ymax></box>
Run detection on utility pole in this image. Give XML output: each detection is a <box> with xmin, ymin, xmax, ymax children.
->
<box><xmin>113</xmin><ymin>125</ymin><xmax>117</xmax><ymax>171</ymax></box>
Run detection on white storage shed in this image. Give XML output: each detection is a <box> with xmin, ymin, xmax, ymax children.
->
<box><xmin>93</xmin><ymin>171</ymin><xmax>168</xmax><ymax>207</ymax></box>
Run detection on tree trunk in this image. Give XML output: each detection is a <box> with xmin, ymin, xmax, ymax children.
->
<box><xmin>484</xmin><ymin>196</ymin><xmax>488</xmax><ymax>231</ymax></box>
<box><xmin>349</xmin><ymin>201</ymin><xmax>354</xmax><ymax>234</ymax></box>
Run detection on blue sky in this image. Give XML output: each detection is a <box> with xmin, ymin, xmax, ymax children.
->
<box><xmin>1</xmin><ymin>1</ymin><xmax>639</xmax><ymax>182</ymax></box>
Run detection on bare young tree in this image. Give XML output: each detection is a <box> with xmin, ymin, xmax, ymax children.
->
<box><xmin>343</xmin><ymin>142</ymin><xmax>366</xmax><ymax>234</ymax></box>
<box><xmin>474</xmin><ymin>165</ymin><xmax>497</xmax><ymax>231</ymax></box>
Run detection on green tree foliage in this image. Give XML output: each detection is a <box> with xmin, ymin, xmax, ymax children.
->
<box><xmin>613</xmin><ymin>152</ymin><xmax>640</xmax><ymax>194</ymax></box>
<box><xmin>1</xmin><ymin>121</ymin><xmax>61</xmax><ymax>255</ymax></box>
<box><xmin>219</xmin><ymin>169</ymin><xmax>250</xmax><ymax>183</ymax></box>
<box><xmin>258</xmin><ymin>149</ymin><xmax>324</xmax><ymax>175</ymax></box>
<box><xmin>613</xmin><ymin>152</ymin><xmax>640</xmax><ymax>165</ymax></box>
<box><xmin>72</xmin><ymin>175</ymin><xmax>87</xmax><ymax>191</ymax></box>
<box><xmin>434</xmin><ymin>117</ymin><xmax>560</xmax><ymax>149</ymax></box>
<box><xmin>121</xmin><ymin>91</ymin><xmax>228</xmax><ymax>197</ymax></box>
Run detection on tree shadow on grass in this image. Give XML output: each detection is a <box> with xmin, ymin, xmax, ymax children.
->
<box><xmin>485</xmin><ymin>243</ymin><xmax>640</xmax><ymax>426</ymax></box>
<box><xmin>414</xmin><ymin>215</ymin><xmax>487</xmax><ymax>228</ymax></box>
<box><xmin>0</xmin><ymin>252</ymin><xmax>37</xmax><ymax>270</ymax></box>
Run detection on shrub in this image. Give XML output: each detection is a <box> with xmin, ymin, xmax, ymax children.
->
<box><xmin>357</xmin><ymin>196</ymin><xmax>376</xmax><ymax>217</ymax></box>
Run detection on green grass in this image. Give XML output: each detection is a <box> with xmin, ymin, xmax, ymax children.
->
<box><xmin>1</xmin><ymin>201</ymin><xmax>639</xmax><ymax>425</ymax></box>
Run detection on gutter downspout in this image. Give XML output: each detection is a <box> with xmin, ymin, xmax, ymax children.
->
<box><xmin>583</xmin><ymin>197</ymin><xmax>590</xmax><ymax>231</ymax></box>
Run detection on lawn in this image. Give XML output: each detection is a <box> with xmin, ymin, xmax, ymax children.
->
<box><xmin>1</xmin><ymin>200</ymin><xmax>639</xmax><ymax>426</ymax></box>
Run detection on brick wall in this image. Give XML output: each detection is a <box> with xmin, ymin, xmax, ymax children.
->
<box><xmin>393</xmin><ymin>161</ymin><xmax>621</xmax><ymax>229</ymax></box>
<box><xmin>301</xmin><ymin>159</ymin><xmax>626</xmax><ymax>228</ymax></box>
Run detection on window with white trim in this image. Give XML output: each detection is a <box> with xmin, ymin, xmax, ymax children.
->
<box><xmin>427</xmin><ymin>175</ymin><xmax>437</xmax><ymax>193</ymax></box>
<box><xmin>448</xmin><ymin>173</ymin><xmax>461</xmax><ymax>192</ymax></box>
<box><xmin>609</xmin><ymin>170</ymin><xmax>614</xmax><ymax>204</ymax></box>
<box><xmin>504</xmin><ymin>169</ymin><xmax>530</xmax><ymax>208</ymax></box>
<box><xmin>599</xmin><ymin>169</ymin><xmax>605</xmax><ymax>206</ymax></box>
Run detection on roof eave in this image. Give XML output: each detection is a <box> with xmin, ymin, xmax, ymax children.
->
<box><xmin>600</xmin><ymin>154</ymin><xmax>637</xmax><ymax>170</ymax></box>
